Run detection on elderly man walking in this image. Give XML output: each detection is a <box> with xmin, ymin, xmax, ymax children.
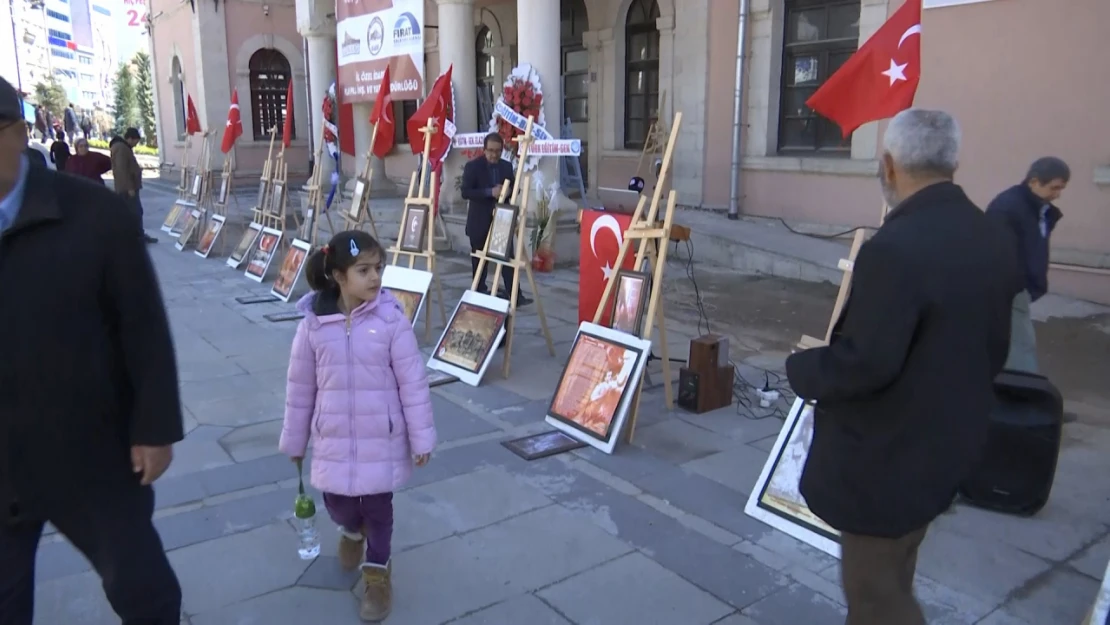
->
<box><xmin>785</xmin><ymin>109</ymin><xmax>1023</xmax><ymax>625</ymax></box>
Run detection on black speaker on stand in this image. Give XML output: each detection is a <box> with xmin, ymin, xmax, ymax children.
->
<box><xmin>958</xmin><ymin>370</ymin><xmax>1064</xmax><ymax>516</ymax></box>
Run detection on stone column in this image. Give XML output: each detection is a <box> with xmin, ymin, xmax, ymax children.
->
<box><xmin>516</xmin><ymin>0</ymin><xmax>574</xmax><ymax>208</ymax></box>
<box><xmin>303</xmin><ymin>33</ymin><xmax>337</xmax><ymax>183</ymax></box>
<box><xmin>582</xmin><ymin>29</ymin><xmax>605</xmax><ymax>193</ymax></box>
<box><xmin>437</xmin><ymin>0</ymin><xmax>477</xmax><ymax>208</ymax></box>
<box><xmin>190</xmin><ymin>0</ymin><xmax>231</xmax><ymax>171</ymax></box>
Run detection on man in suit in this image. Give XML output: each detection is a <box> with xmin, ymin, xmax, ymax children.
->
<box><xmin>785</xmin><ymin>109</ymin><xmax>1022</xmax><ymax>625</ymax></box>
<box><xmin>460</xmin><ymin>132</ymin><xmax>531</xmax><ymax>306</ymax></box>
<box><xmin>0</xmin><ymin>76</ymin><xmax>184</xmax><ymax>624</ymax></box>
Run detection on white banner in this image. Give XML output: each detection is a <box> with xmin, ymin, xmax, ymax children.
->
<box><xmin>336</xmin><ymin>0</ymin><xmax>424</xmax><ymax>102</ymax></box>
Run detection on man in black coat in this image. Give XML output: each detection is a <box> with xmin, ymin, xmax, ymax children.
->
<box><xmin>0</xmin><ymin>77</ymin><xmax>183</xmax><ymax>624</ymax></box>
<box><xmin>785</xmin><ymin>109</ymin><xmax>1022</xmax><ymax>625</ymax></box>
<box><xmin>460</xmin><ymin>132</ymin><xmax>531</xmax><ymax>305</ymax></box>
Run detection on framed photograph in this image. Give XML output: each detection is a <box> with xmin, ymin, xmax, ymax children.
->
<box><xmin>608</xmin><ymin>270</ymin><xmax>651</xmax><ymax>336</ymax></box>
<box><xmin>382</xmin><ymin>265</ymin><xmax>432</xmax><ymax>327</ymax></box>
<box><xmin>245</xmin><ymin>228</ymin><xmax>283</xmax><ymax>282</ymax></box>
<box><xmin>425</xmin><ymin>368</ymin><xmax>458</xmax><ymax>387</ymax></box>
<box><xmin>545</xmin><ymin>322</ymin><xmax>651</xmax><ymax>455</ymax></box>
<box><xmin>744</xmin><ymin>397</ymin><xmax>841</xmax><ymax>559</ymax></box>
<box><xmin>174</xmin><ymin>210</ymin><xmax>203</xmax><ymax>251</ymax></box>
<box><xmin>227</xmin><ymin>222</ymin><xmax>263</xmax><ymax>269</ymax></box>
<box><xmin>399</xmin><ymin>206</ymin><xmax>428</xmax><ymax>253</ymax></box>
<box><xmin>271</xmin><ymin>238</ymin><xmax>312</xmax><ymax>302</ymax></box>
<box><xmin>427</xmin><ymin>290</ymin><xmax>509</xmax><ymax>387</ymax></box>
<box><xmin>1083</xmin><ymin>559</ymin><xmax>1110</xmax><ymax>625</ymax></box>
<box><xmin>167</xmin><ymin>204</ymin><xmax>193</xmax><ymax>238</ymax></box>
<box><xmin>487</xmin><ymin>204</ymin><xmax>518</xmax><ymax>261</ymax></box>
<box><xmin>268</xmin><ymin>182</ymin><xmax>285</xmax><ymax>216</ymax></box>
<box><xmin>255</xmin><ymin>179</ymin><xmax>268</xmax><ymax>210</ymax></box>
<box><xmin>161</xmin><ymin>201</ymin><xmax>187</xmax><ymax>233</ymax></box>
<box><xmin>195</xmin><ymin>214</ymin><xmax>226</xmax><ymax>259</ymax></box>
<box><xmin>216</xmin><ymin>175</ymin><xmax>230</xmax><ymax>206</ymax></box>
<box><xmin>190</xmin><ymin>173</ymin><xmax>203</xmax><ymax>199</ymax></box>
<box><xmin>348</xmin><ymin>178</ymin><xmax>367</xmax><ymax>220</ymax></box>
<box><xmin>178</xmin><ymin>167</ymin><xmax>188</xmax><ymax>190</ymax></box>
<box><xmin>501</xmin><ymin>430</ymin><xmax>585</xmax><ymax>461</ymax></box>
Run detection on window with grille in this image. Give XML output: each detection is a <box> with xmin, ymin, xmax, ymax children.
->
<box><xmin>171</xmin><ymin>56</ymin><xmax>185</xmax><ymax>140</ymax></box>
<box><xmin>392</xmin><ymin>100</ymin><xmax>419</xmax><ymax>145</ymax></box>
<box><xmin>475</xmin><ymin>26</ymin><xmax>496</xmax><ymax>128</ymax></box>
<box><xmin>248</xmin><ymin>48</ymin><xmax>293</xmax><ymax>142</ymax></box>
<box><xmin>623</xmin><ymin>0</ymin><xmax>659</xmax><ymax>150</ymax></box>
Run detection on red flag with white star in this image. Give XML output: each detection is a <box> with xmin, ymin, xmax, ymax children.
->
<box><xmin>220</xmin><ymin>89</ymin><xmax>243</xmax><ymax>153</ymax></box>
<box><xmin>406</xmin><ymin>65</ymin><xmax>454</xmax><ymax>165</ymax></box>
<box><xmin>805</xmin><ymin>0</ymin><xmax>922</xmax><ymax>138</ymax></box>
<box><xmin>185</xmin><ymin>94</ymin><xmax>202</xmax><ymax>135</ymax></box>
<box><xmin>369</xmin><ymin>64</ymin><xmax>396</xmax><ymax>159</ymax></box>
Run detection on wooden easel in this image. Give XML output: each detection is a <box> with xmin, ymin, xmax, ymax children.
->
<box><xmin>386</xmin><ymin>120</ymin><xmax>448</xmax><ymax>342</ymax></box>
<box><xmin>590</xmin><ymin>112</ymin><xmax>684</xmax><ymax>444</ymax></box>
<box><xmin>342</xmin><ymin>123</ymin><xmax>381</xmax><ymax>238</ymax></box>
<box><xmin>633</xmin><ymin>91</ymin><xmax>669</xmax><ymax>185</ymax></box>
<box><xmin>212</xmin><ymin>153</ymin><xmax>233</xmax><ymax>218</ymax></box>
<box><xmin>469</xmin><ymin>116</ymin><xmax>556</xmax><ymax>377</ymax></box>
<box><xmin>302</xmin><ymin>129</ymin><xmax>337</xmax><ymax>239</ymax></box>
<box><xmin>251</xmin><ymin>126</ymin><xmax>279</xmax><ymax>225</ymax></box>
<box><xmin>797</xmin><ymin>204</ymin><xmax>890</xmax><ymax>350</ymax></box>
<box><xmin>177</xmin><ymin>135</ymin><xmax>193</xmax><ymax>200</ymax></box>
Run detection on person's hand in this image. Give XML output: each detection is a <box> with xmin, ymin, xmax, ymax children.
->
<box><xmin>131</xmin><ymin>445</ymin><xmax>173</xmax><ymax>485</ymax></box>
<box><xmin>413</xmin><ymin>453</ymin><xmax>430</xmax><ymax>467</ymax></box>
<box><xmin>492</xmin><ymin>184</ymin><xmax>503</xmax><ymax>198</ymax></box>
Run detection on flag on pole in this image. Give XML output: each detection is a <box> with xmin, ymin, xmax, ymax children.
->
<box><xmin>185</xmin><ymin>95</ymin><xmax>202</xmax><ymax>135</ymax></box>
<box><xmin>220</xmin><ymin>89</ymin><xmax>243</xmax><ymax>153</ymax></box>
<box><xmin>369</xmin><ymin>65</ymin><xmax>396</xmax><ymax>159</ymax></box>
<box><xmin>406</xmin><ymin>65</ymin><xmax>454</xmax><ymax>166</ymax></box>
<box><xmin>805</xmin><ymin>0</ymin><xmax>922</xmax><ymax>138</ymax></box>
<box><xmin>282</xmin><ymin>79</ymin><xmax>294</xmax><ymax>149</ymax></box>
<box><xmin>322</xmin><ymin>83</ymin><xmax>342</xmax><ymax>210</ymax></box>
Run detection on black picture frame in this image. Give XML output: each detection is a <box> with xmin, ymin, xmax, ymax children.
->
<box><xmin>487</xmin><ymin>203</ymin><xmax>519</xmax><ymax>261</ymax></box>
<box><xmin>399</xmin><ymin>206</ymin><xmax>429</xmax><ymax>253</ymax></box>
<box><xmin>425</xmin><ymin>368</ymin><xmax>459</xmax><ymax>387</ymax></box>
<box><xmin>501</xmin><ymin>430</ymin><xmax>585</xmax><ymax>461</ymax></box>
<box><xmin>608</xmin><ymin>269</ymin><xmax>652</xmax><ymax>336</ymax></box>
<box><xmin>217</xmin><ymin>175</ymin><xmax>230</xmax><ymax>205</ymax></box>
<box><xmin>268</xmin><ymin>182</ymin><xmax>285</xmax><ymax>216</ymax></box>
<box><xmin>255</xmin><ymin>180</ymin><xmax>267</xmax><ymax>209</ymax></box>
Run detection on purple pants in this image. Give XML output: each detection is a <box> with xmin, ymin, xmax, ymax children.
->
<box><xmin>322</xmin><ymin>492</ymin><xmax>394</xmax><ymax>565</ymax></box>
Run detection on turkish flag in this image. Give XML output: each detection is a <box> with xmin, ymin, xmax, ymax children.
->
<box><xmin>369</xmin><ymin>65</ymin><xmax>396</xmax><ymax>158</ymax></box>
<box><xmin>333</xmin><ymin>46</ymin><xmax>356</xmax><ymax>156</ymax></box>
<box><xmin>282</xmin><ymin>79</ymin><xmax>294</xmax><ymax>149</ymax></box>
<box><xmin>579</xmin><ymin>209</ymin><xmax>637</xmax><ymax>326</ymax></box>
<box><xmin>406</xmin><ymin>65</ymin><xmax>453</xmax><ymax>165</ymax></box>
<box><xmin>185</xmin><ymin>95</ymin><xmax>202</xmax><ymax>135</ymax></box>
<box><xmin>220</xmin><ymin>89</ymin><xmax>243</xmax><ymax>153</ymax></box>
<box><xmin>805</xmin><ymin>0</ymin><xmax>922</xmax><ymax>138</ymax></box>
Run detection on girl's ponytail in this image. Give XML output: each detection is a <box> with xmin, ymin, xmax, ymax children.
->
<box><xmin>304</xmin><ymin>247</ymin><xmax>331</xmax><ymax>292</ymax></box>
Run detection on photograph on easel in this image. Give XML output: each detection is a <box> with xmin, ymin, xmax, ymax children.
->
<box><xmin>545</xmin><ymin>323</ymin><xmax>651</xmax><ymax>455</ymax></box>
<box><xmin>174</xmin><ymin>210</ymin><xmax>203</xmax><ymax>251</ymax></box>
<box><xmin>161</xmin><ymin>202</ymin><xmax>187</xmax><ymax>233</ymax></box>
<box><xmin>381</xmin><ymin>265</ymin><xmax>432</xmax><ymax>326</ymax></box>
<box><xmin>245</xmin><ymin>228</ymin><xmax>283</xmax><ymax>282</ymax></box>
<box><xmin>399</xmin><ymin>206</ymin><xmax>428</xmax><ymax>253</ymax></box>
<box><xmin>271</xmin><ymin>239</ymin><xmax>312</xmax><ymax>302</ymax></box>
<box><xmin>178</xmin><ymin>168</ymin><xmax>188</xmax><ymax>190</ymax></box>
<box><xmin>268</xmin><ymin>182</ymin><xmax>285</xmax><ymax>215</ymax></box>
<box><xmin>744</xmin><ymin>397</ymin><xmax>841</xmax><ymax>558</ymax></box>
<box><xmin>191</xmin><ymin>174</ymin><xmax>203</xmax><ymax>199</ymax></box>
<box><xmin>609</xmin><ymin>270</ymin><xmax>651</xmax><ymax>335</ymax></box>
<box><xmin>487</xmin><ymin>204</ymin><xmax>518</xmax><ymax>261</ymax></box>
<box><xmin>428</xmin><ymin>291</ymin><xmax>510</xmax><ymax>386</ymax></box>
<box><xmin>255</xmin><ymin>180</ymin><xmax>267</xmax><ymax>208</ymax></box>
<box><xmin>228</xmin><ymin>222</ymin><xmax>263</xmax><ymax>268</ymax></box>
<box><xmin>217</xmin><ymin>176</ymin><xmax>230</xmax><ymax>206</ymax></box>
<box><xmin>167</xmin><ymin>206</ymin><xmax>191</xmax><ymax>237</ymax></box>
<box><xmin>348</xmin><ymin>179</ymin><xmax>367</xmax><ymax>220</ymax></box>
<box><xmin>195</xmin><ymin>215</ymin><xmax>226</xmax><ymax>259</ymax></box>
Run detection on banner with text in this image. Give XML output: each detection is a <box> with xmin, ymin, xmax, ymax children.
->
<box><xmin>336</xmin><ymin>0</ymin><xmax>424</xmax><ymax>104</ymax></box>
<box><xmin>454</xmin><ymin>98</ymin><xmax>582</xmax><ymax>158</ymax></box>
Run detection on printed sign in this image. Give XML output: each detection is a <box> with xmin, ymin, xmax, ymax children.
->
<box><xmin>336</xmin><ymin>0</ymin><xmax>424</xmax><ymax>103</ymax></box>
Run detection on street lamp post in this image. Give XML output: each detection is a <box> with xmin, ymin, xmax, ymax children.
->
<box><xmin>9</xmin><ymin>0</ymin><xmax>25</xmax><ymax>99</ymax></box>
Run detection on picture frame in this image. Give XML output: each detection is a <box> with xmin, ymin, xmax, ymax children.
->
<box><xmin>215</xmin><ymin>174</ymin><xmax>230</xmax><ymax>206</ymax></box>
<box><xmin>195</xmin><ymin>214</ymin><xmax>226</xmax><ymax>259</ymax></box>
<box><xmin>178</xmin><ymin>167</ymin><xmax>188</xmax><ymax>190</ymax></box>
<box><xmin>174</xmin><ymin>210</ymin><xmax>203</xmax><ymax>251</ymax></box>
<box><xmin>268</xmin><ymin>182</ymin><xmax>285</xmax><ymax>216</ymax></box>
<box><xmin>427</xmin><ymin>290</ymin><xmax>509</xmax><ymax>387</ymax></box>
<box><xmin>245</xmin><ymin>227</ymin><xmax>283</xmax><ymax>282</ymax></box>
<box><xmin>167</xmin><ymin>204</ymin><xmax>193</xmax><ymax>238</ymax></box>
<box><xmin>487</xmin><ymin>203</ymin><xmax>518</xmax><ymax>261</ymax></box>
<box><xmin>227</xmin><ymin>222</ymin><xmax>263</xmax><ymax>269</ymax></box>
<box><xmin>501</xmin><ymin>430</ymin><xmax>586</xmax><ymax>461</ymax></box>
<box><xmin>608</xmin><ymin>269</ymin><xmax>651</xmax><ymax>336</ymax></box>
<box><xmin>744</xmin><ymin>397</ymin><xmax>842</xmax><ymax>559</ymax></box>
<box><xmin>399</xmin><ymin>205</ymin><xmax>429</xmax><ymax>253</ymax></box>
<box><xmin>255</xmin><ymin>179</ymin><xmax>268</xmax><ymax>210</ymax></box>
<box><xmin>348</xmin><ymin>178</ymin><xmax>367</xmax><ymax>221</ymax></box>
<box><xmin>271</xmin><ymin>238</ymin><xmax>312</xmax><ymax>302</ymax></box>
<box><xmin>161</xmin><ymin>201</ymin><xmax>187</xmax><ymax>233</ymax></box>
<box><xmin>545</xmin><ymin>322</ymin><xmax>651</xmax><ymax>455</ymax></box>
<box><xmin>382</xmin><ymin>265</ymin><xmax>433</xmax><ymax>327</ymax></box>
<box><xmin>425</xmin><ymin>368</ymin><xmax>458</xmax><ymax>387</ymax></box>
<box><xmin>190</xmin><ymin>173</ymin><xmax>203</xmax><ymax>199</ymax></box>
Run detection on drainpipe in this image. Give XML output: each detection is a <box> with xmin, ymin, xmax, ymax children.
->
<box><xmin>727</xmin><ymin>0</ymin><xmax>749</xmax><ymax>220</ymax></box>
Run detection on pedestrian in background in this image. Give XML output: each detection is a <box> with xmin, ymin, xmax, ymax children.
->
<box><xmin>49</xmin><ymin>129</ymin><xmax>70</xmax><ymax>173</ymax></box>
<box><xmin>65</xmin><ymin>137</ymin><xmax>112</xmax><ymax>184</ymax></box>
<box><xmin>109</xmin><ymin>127</ymin><xmax>157</xmax><ymax>244</ymax></box>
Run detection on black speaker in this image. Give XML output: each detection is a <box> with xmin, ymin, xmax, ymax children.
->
<box><xmin>958</xmin><ymin>370</ymin><xmax>1064</xmax><ymax>516</ymax></box>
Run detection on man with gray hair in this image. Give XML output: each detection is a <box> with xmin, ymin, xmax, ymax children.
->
<box><xmin>985</xmin><ymin>156</ymin><xmax>1069</xmax><ymax>373</ymax></box>
<box><xmin>786</xmin><ymin>109</ymin><xmax>1022</xmax><ymax>625</ymax></box>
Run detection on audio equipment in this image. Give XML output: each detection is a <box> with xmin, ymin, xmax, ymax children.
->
<box><xmin>689</xmin><ymin>334</ymin><xmax>729</xmax><ymax>375</ymax></box>
<box><xmin>678</xmin><ymin>335</ymin><xmax>734</xmax><ymax>414</ymax></box>
<box><xmin>958</xmin><ymin>370</ymin><xmax>1064</xmax><ymax>516</ymax></box>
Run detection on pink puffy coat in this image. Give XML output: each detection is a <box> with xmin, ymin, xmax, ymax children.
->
<box><xmin>278</xmin><ymin>289</ymin><xmax>436</xmax><ymax>496</ymax></box>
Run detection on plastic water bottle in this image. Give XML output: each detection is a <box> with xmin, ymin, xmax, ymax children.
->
<box><xmin>294</xmin><ymin>493</ymin><xmax>320</xmax><ymax>560</ymax></box>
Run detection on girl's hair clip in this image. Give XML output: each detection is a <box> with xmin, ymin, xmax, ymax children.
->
<box><xmin>322</xmin><ymin>244</ymin><xmax>331</xmax><ymax>256</ymax></box>
<box><xmin>349</xmin><ymin>239</ymin><xmax>360</xmax><ymax>256</ymax></box>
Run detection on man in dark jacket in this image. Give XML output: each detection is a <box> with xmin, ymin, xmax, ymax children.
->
<box><xmin>984</xmin><ymin>157</ymin><xmax>1069</xmax><ymax>374</ymax></box>
<box><xmin>49</xmin><ymin>129</ymin><xmax>70</xmax><ymax>172</ymax></box>
<box><xmin>110</xmin><ymin>127</ymin><xmax>158</xmax><ymax>244</ymax></box>
<box><xmin>0</xmin><ymin>77</ymin><xmax>183</xmax><ymax>624</ymax></box>
<box><xmin>460</xmin><ymin>132</ymin><xmax>531</xmax><ymax>305</ymax></box>
<box><xmin>785</xmin><ymin>109</ymin><xmax>1022</xmax><ymax>625</ymax></box>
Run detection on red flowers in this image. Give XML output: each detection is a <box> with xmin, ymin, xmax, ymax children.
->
<box><xmin>323</xmin><ymin>128</ymin><xmax>337</xmax><ymax>144</ymax></box>
<box><xmin>497</xmin><ymin>77</ymin><xmax>543</xmax><ymax>156</ymax></box>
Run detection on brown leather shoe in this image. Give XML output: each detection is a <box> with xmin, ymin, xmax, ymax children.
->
<box><xmin>359</xmin><ymin>561</ymin><xmax>391</xmax><ymax>622</ymax></box>
<box><xmin>337</xmin><ymin>532</ymin><xmax>364</xmax><ymax>571</ymax></box>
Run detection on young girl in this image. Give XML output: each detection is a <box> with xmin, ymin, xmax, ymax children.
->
<box><xmin>279</xmin><ymin>230</ymin><xmax>436</xmax><ymax>622</ymax></box>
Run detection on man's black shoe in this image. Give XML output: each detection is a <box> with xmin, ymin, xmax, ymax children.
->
<box><xmin>144</xmin><ymin>234</ymin><xmax>158</xmax><ymax>244</ymax></box>
<box><xmin>476</xmin><ymin>285</ymin><xmax>490</xmax><ymax>295</ymax></box>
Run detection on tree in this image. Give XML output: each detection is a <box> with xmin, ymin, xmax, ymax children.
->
<box><xmin>132</xmin><ymin>51</ymin><xmax>157</xmax><ymax>148</ymax></box>
<box><xmin>112</xmin><ymin>62</ymin><xmax>140</xmax><ymax>137</ymax></box>
<box><xmin>32</xmin><ymin>77</ymin><xmax>67</xmax><ymax>119</ymax></box>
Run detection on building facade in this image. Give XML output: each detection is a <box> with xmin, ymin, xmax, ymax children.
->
<box><xmin>151</xmin><ymin>0</ymin><xmax>1109</xmax><ymax>303</ymax></box>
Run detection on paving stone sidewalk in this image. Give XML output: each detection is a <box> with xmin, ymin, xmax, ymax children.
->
<box><xmin>33</xmin><ymin>186</ymin><xmax>1110</xmax><ymax>624</ymax></box>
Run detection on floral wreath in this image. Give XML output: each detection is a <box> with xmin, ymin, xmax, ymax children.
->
<box><xmin>488</xmin><ymin>64</ymin><xmax>545</xmax><ymax>171</ymax></box>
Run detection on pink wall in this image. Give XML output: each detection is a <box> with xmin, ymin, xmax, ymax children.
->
<box><xmin>151</xmin><ymin>0</ymin><xmax>197</xmax><ymax>170</ymax></box>
<box><xmin>702</xmin><ymin>0</ymin><xmax>740</xmax><ymax>209</ymax></box>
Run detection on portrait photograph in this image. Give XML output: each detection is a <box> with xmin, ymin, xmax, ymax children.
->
<box><xmin>268</xmin><ymin>182</ymin><xmax>285</xmax><ymax>216</ymax></box>
<box><xmin>175</xmin><ymin>210</ymin><xmax>202</xmax><ymax>251</ymax></box>
<box><xmin>433</xmin><ymin>302</ymin><xmax>507</xmax><ymax>373</ymax></box>
<box><xmin>348</xmin><ymin>179</ymin><xmax>367</xmax><ymax>220</ymax></box>
<box><xmin>245</xmin><ymin>228</ymin><xmax>283</xmax><ymax>282</ymax></box>
<box><xmin>217</xmin><ymin>176</ymin><xmax>230</xmax><ymax>206</ymax></box>
<box><xmin>195</xmin><ymin>215</ymin><xmax>226</xmax><ymax>259</ymax></box>
<box><xmin>191</xmin><ymin>174</ymin><xmax>203</xmax><ymax>199</ymax></box>
<box><xmin>271</xmin><ymin>240</ymin><xmax>311</xmax><ymax>302</ymax></box>
<box><xmin>501</xmin><ymin>431</ymin><xmax>585</xmax><ymax>462</ymax></box>
<box><xmin>609</xmin><ymin>270</ymin><xmax>651</xmax><ymax>336</ymax></box>
<box><xmin>399</xmin><ymin>206</ymin><xmax>428</xmax><ymax>253</ymax></box>
<box><xmin>228</xmin><ymin>223</ymin><xmax>263</xmax><ymax>268</ymax></box>
<box><xmin>255</xmin><ymin>180</ymin><xmax>268</xmax><ymax>209</ymax></box>
<box><xmin>387</xmin><ymin>288</ymin><xmax>424</xmax><ymax>325</ymax></box>
<box><xmin>487</xmin><ymin>204</ymin><xmax>518</xmax><ymax>261</ymax></box>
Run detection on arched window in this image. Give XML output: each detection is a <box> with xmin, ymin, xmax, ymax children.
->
<box><xmin>248</xmin><ymin>49</ymin><xmax>293</xmax><ymax>141</ymax></box>
<box><xmin>561</xmin><ymin>0</ymin><xmax>589</xmax><ymax>187</ymax></box>
<box><xmin>476</xmin><ymin>26</ymin><xmax>496</xmax><ymax>127</ymax></box>
<box><xmin>623</xmin><ymin>0</ymin><xmax>659</xmax><ymax>149</ymax></box>
<box><xmin>171</xmin><ymin>56</ymin><xmax>185</xmax><ymax>140</ymax></box>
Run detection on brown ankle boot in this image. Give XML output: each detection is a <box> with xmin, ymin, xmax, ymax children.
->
<box><xmin>359</xmin><ymin>561</ymin><xmax>392</xmax><ymax>622</ymax></box>
<box><xmin>337</xmin><ymin>531</ymin><xmax>364</xmax><ymax>571</ymax></box>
